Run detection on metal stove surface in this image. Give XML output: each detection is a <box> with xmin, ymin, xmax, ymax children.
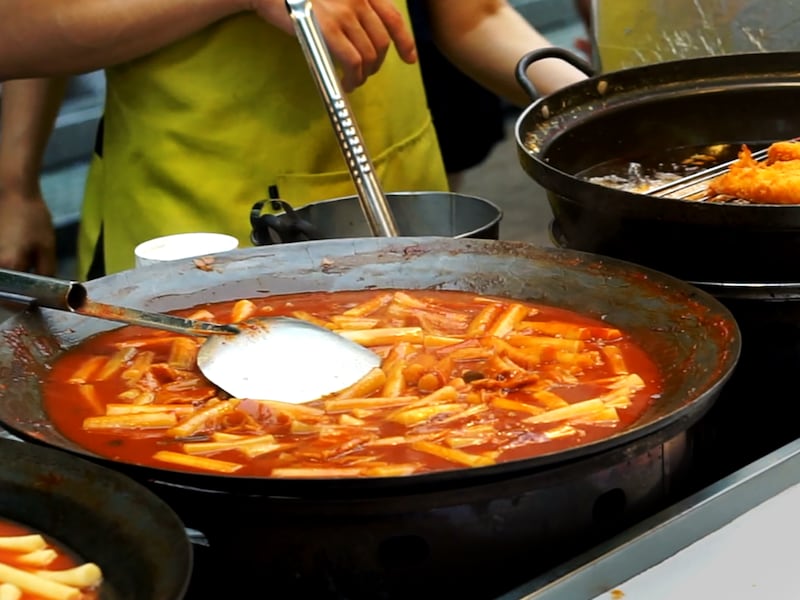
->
<box><xmin>505</xmin><ymin>435</ymin><xmax>800</xmax><ymax>599</ymax></box>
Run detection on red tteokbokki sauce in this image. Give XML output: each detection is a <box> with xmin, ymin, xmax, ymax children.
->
<box><xmin>41</xmin><ymin>289</ymin><xmax>664</xmax><ymax>478</ymax></box>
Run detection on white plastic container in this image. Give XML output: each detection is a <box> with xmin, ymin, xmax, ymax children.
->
<box><xmin>134</xmin><ymin>232</ymin><xmax>239</xmax><ymax>267</ymax></box>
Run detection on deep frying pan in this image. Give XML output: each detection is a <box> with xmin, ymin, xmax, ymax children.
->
<box><xmin>0</xmin><ymin>237</ymin><xmax>739</xmax><ymax>496</ymax></box>
<box><xmin>514</xmin><ymin>49</ymin><xmax>800</xmax><ymax>283</ymax></box>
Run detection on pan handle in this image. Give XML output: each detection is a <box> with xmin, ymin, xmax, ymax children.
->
<box><xmin>0</xmin><ymin>268</ymin><xmax>237</xmax><ymax>336</ymax></box>
<box><xmin>249</xmin><ymin>199</ymin><xmax>323</xmax><ymax>245</ymax></box>
<box><xmin>515</xmin><ymin>47</ymin><xmax>595</xmax><ymax>102</ymax></box>
<box><xmin>0</xmin><ymin>268</ymin><xmax>83</xmax><ymax>310</ymax></box>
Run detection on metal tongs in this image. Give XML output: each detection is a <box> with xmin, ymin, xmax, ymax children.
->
<box><xmin>286</xmin><ymin>0</ymin><xmax>399</xmax><ymax>237</ymax></box>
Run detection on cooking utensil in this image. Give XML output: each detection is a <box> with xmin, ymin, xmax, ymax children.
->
<box><xmin>0</xmin><ymin>268</ymin><xmax>379</xmax><ymax>403</ymax></box>
<box><xmin>514</xmin><ymin>48</ymin><xmax>800</xmax><ymax>283</ymax></box>
<box><xmin>0</xmin><ymin>437</ymin><xmax>191</xmax><ymax>600</ymax></box>
<box><xmin>0</xmin><ymin>237</ymin><xmax>739</xmax><ymax>488</ymax></box>
<box><xmin>0</xmin><ymin>237</ymin><xmax>740</xmax><ymax>598</ymax></box>
<box><xmin>286</xmin><ymin>0</ymin><xmax>399</xmax><ymax>237</ymax></box>
<box><xmin>250</xmin><ymin>191</ymin><xmax>502</xmax><ymax>245</ymax></box>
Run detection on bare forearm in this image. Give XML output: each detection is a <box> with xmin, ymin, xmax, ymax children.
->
<box><xmin>0</xmin><ymin>0</ymin><xmax>416</xmax><ymax>92</ymax></box>
<box><xmin>0</xmin><ymin>77</ymin><xmax>65</xmax><ymax>274</ymax></box>
<box><xmin>428</xmin><ymin>0</ymin><xmax>587</xmax><ymax>106</ymax></box>
<box><xmin>0</xmin><ymin>78</ymin><xmax>68</xmax><ymax>194</ymax></box>
<box><xmin>0</xmin><ymin>0</ymin><xmax>247</xmax><ymax>80</ymax></box>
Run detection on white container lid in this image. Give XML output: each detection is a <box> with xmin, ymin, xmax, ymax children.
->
<box><xmin>134</xmin><ymin>232</ymin><xmax>239</xmax><ymax>267</ymax></box>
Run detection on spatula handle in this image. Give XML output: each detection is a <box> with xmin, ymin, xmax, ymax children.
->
<box><xmin>286</xmin><ymin>0</ymin><xmax>399</xmax><ymax>238</ymax></box>
<box><xmin>0</xmin><ymin>268</ymin><xmax>79</xmax><ymax>310</ymax></box>
<box><xmin>0</xmin><ymin>268</ymin><xmax>236</xmax><ymax>336</ymax></box>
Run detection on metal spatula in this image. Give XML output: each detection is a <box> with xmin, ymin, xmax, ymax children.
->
<box><xmin>286</xmin><ymin>0</ymin><xmax>399</xmax><ymax>237</ymax></box>
<box><xmin>0</xmin><ymin>269</ymin><xmax>379</xmax><ymax>403</ymax></box>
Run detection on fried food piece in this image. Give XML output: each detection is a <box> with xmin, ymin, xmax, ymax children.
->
<box><xmin>708</xmin><ymin>142</ymin><xmax>800</xmax><ymax>204</ymax></box>
<box><xmin>767</xmin><ymin>140</ymin><xmax>800</xmax><ymax>163</ymax></box>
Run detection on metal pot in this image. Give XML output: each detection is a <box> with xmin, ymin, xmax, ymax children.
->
<box><xmin>0</xmin><ymin>437</ymin><xmax>192</xmax><ymax>600</ymax></box>
<box><xmin>249</xmin><ymin>191</ymin><xmax>502</xmax><ymax>244</ymax></box>
<box><xmin>514</xmin><ymin>49</ymin><xmax>800</xmax><ymax>283</ymax></box>
<box><xmin>0</xmin><ymin>238</ymin><xmax>739</xmax><ymax>598</ymax></box>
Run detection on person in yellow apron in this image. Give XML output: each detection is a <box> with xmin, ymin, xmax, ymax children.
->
<box><xmin>79</xmin><ymin>9</ymin><xmax>445</xmax><ymax>277</ymax></box>
<box><xmin>0</xmin><ymin>0</ymin><xmax>587</xmax><ymax>279</ymax></box>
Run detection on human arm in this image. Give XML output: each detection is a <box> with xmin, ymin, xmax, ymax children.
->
<box><xmin>0</xmin><ymin>0</ymin><xmax>416</xmax><ymax>91</ymax></box>
<box><xmin>0</xmin><ymin>78</ymin><xmax>68</xmax><ymax>275</ymax></box>
<box><xmin>573</xmin><ymin>0</ymin><xmax>593</xmax><ymax>57</ymax></box>
<box><xmin>426</xmin><ymin>0</ymin><xmax>588</xmax><ymax>107</ymax></box>
<box><xmin>575</xmin><ymin>0</ymin><xmax>592</xmax><ymax>29</ymax></box>
<box><xmin>0</xmin><ymin>0</ymin><xmax>242</xmax><ymax>81</ymax></box>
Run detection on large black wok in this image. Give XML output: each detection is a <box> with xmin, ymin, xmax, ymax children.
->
<box><xmin>515</xmin><ymin>49</ymin><xmax>800</xmax><ymax>283</ymax></box>
<box><xmin>0</xmin><ymin>238</ymin><xmax>739</xmax><ymax>598</ymax></box>
<box><xmin>0</xmin><ymin>436</ymin><xmax>192</xmax><ymax>599</ymax></box>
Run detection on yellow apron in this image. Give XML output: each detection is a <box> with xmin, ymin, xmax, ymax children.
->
<box><xmin>78</xmin><ymin>7</ymin><xmax>447</xmax><ymax>278</ymax></box>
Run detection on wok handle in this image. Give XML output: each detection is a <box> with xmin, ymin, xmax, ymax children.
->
<box><xmin>0</xmin><ymin>268</ymin><xmax>237</xmax><ymax>336</ymax></box>
<box><xmin>285</xmin><ymin>0</ymin><xmax>399</xmax><ymax>238</ymax></box>
<box><xmin>515</xmin><ymin>47</ymin><xmax>595</xmax><ymax>102</ymax></box>
<box><xmin>0</xmin><ymin>268</ymin><xmax>82</xmax><ymax>310</ymax></box>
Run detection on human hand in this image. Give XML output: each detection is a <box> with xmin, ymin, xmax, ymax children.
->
<box><xmin>0</xmin><ymin>188</ymin><xmax>56</xmax><ymax>275</ymax></box>
<box><xmin>251</xmin><ymin>0</ymin><xmax>417</xmax><ymax>91</ymax></box>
